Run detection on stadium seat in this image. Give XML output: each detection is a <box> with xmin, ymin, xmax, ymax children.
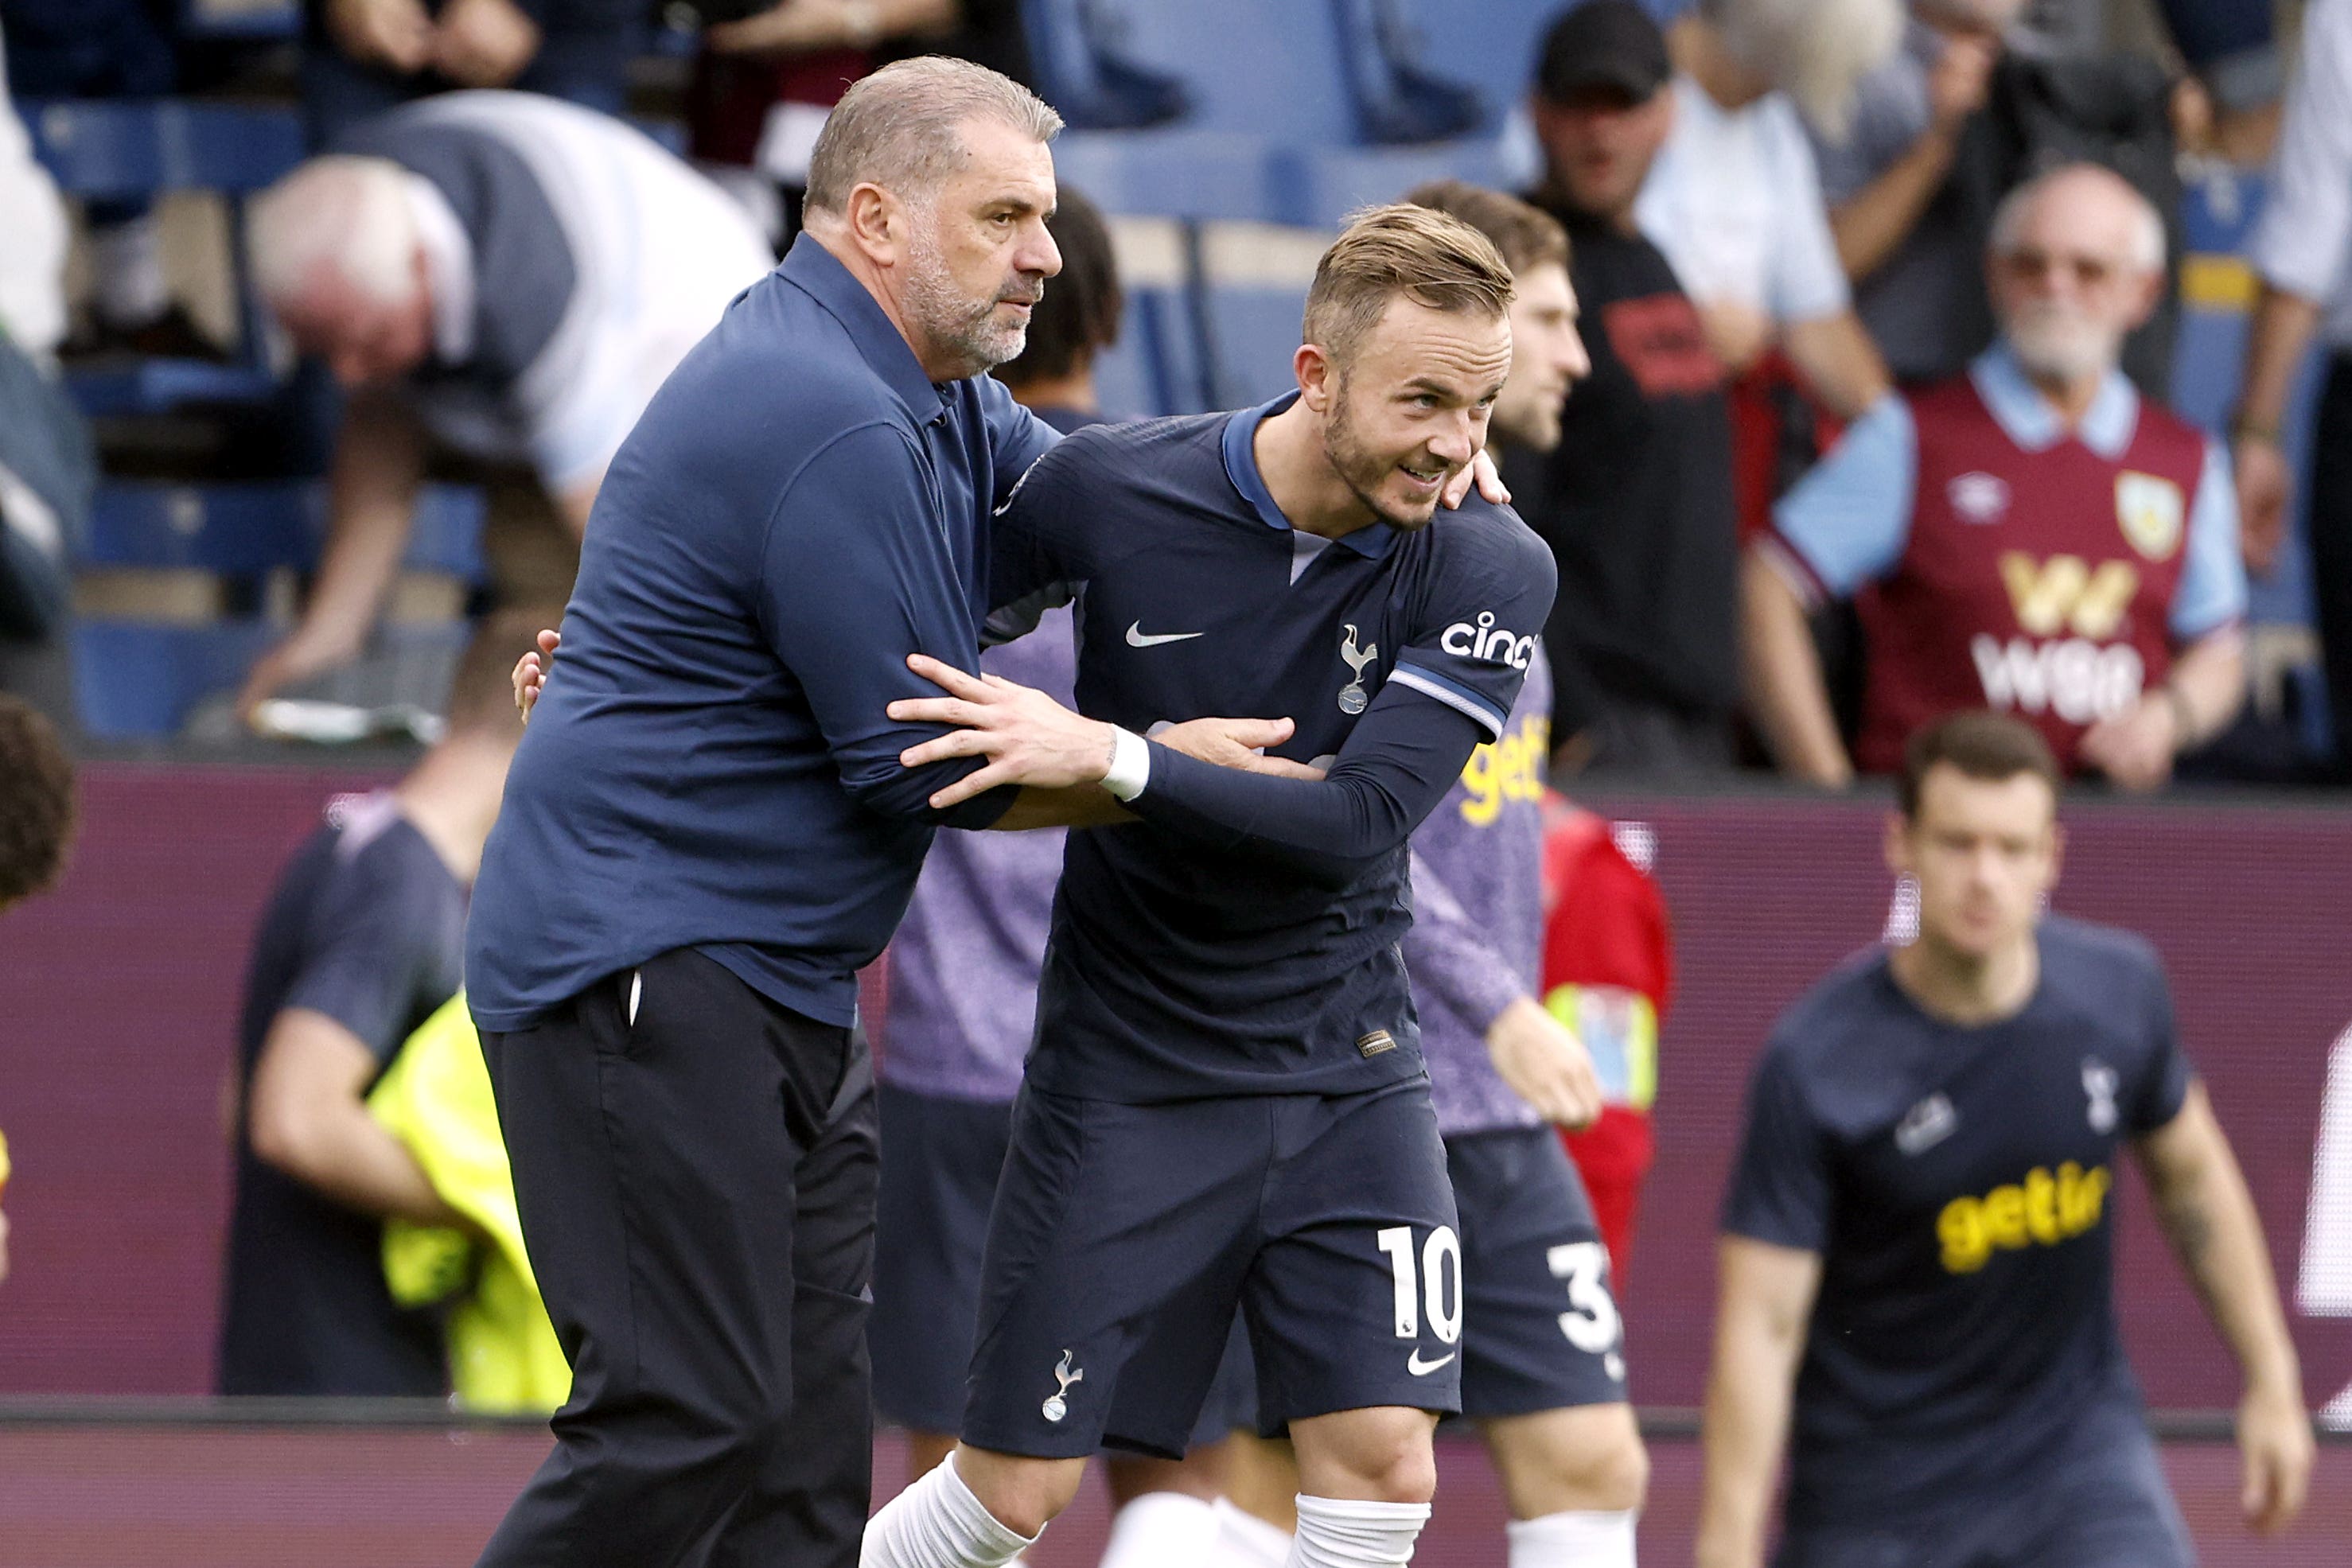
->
<box><xmin>1197</xmin><ymin>224</ymin><xmax>1326</xmax><ymax>409</ymax></box>
<box><xmin>21</xmin><ymin>99</ymin><xmax>305</xmax><ymax>418</ymax></box>
<box><xmin>178</xmin><ymin>0</ymin><xmax>301</xmax><ymax>40</ymax></box>
<box><xmin>1099</xmin><ymin>216</ymin><xmax>1212</xmax><ymax>417</ymax></box>
<box><xmin>1271</xmin><ymin>140</ymin><xmax>1511</xmax><ymax>231</ymax></box>
<box><xmin>1073</xmin><ymin>1</ymin><xmax>1368</xmax><ymax>146</ymax></box>
<box><xmin>1052</xmin><ymin>129</ymin><xmax>1290</xmax><ymax>224</ymax></box>
<box><xmin>1380</xmin><ymin>0</ymin><xmax>1557</xmax><ymax>138</ymax></box>
<box><xmin>70</xmin><ymin>482</ymin><xmax>487</xmax><ymax>739</ymax></box>
<box><xmin>80</xmin><ymin>481</ymin><xmax>487</xmax><ymax>582</ymax></box>
<box><xmin>1018</xmin><ymin>0</ymin><xmax>1189</xmax><ymax>131</ymax></box>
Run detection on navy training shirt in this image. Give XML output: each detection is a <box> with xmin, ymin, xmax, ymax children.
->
<box><xmin>216</xmin><ymin>792</ymin><xmax>465</xmax><ymax>1396</ymax></box>
<box><xmin>991</xmin><ymin>394</ymin><xmax>1556</xmax><ymax>1101</ymax></box>
<box><xmin>466</xmin><ymin>235</ymin><xmax>1057</xmax><ymax>1031</ymax></box>
<box><xmin>1722</xmin><ymin>915</ymin><xmax>2192</xmax><ymax>1524</ymax></box>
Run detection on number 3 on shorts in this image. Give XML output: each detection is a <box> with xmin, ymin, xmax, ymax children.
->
<box><xmin>1377</xmin><ymin>1225</ymin><xmax>1462</xmax><ymax>1344</ymax></box>
<box><xmin>1548</xmin><ymin>1241</ymin><xmax>1621</xmax><ymax>1353</ymax></box>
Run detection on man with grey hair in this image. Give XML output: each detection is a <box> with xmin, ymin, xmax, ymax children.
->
<box><xmin>236</xmin><ymin>89</ymin><xmax>773</xmax><ymax>719</ymax></box>
<box><xmin>463</xmin><ymin>54</ymin><xmax>1359</xmax><ymax>1568</ymax></box>
<box><xmin>1743</xmin><ymin>161</ymin><xmax>2247</xmax><ymax>791</ymax></box>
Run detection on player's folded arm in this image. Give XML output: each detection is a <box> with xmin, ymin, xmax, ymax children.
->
<box><xmin>1123</xmin><ymin>682</ymin><xmax>1493</xmax><ymax>887</ymax></box>
<box><xmin>755</xmin><ymin>420</ymin><xmax>1019</xmax><ymax>830</ymax></box>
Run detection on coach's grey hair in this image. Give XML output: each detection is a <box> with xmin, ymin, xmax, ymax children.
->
<box><xmin>1989</xmin><ymin>164</ymin><xmax>2167</xmax><ymax>274</ymax></box>
<box><xmin>802</xmin><ymin>56</ymin><xmax>1063</xmax><ymax>220</ymax></box>
<box><xmin>250</xmin><ymin>155</ymin><xmax>421</xmax><ymax>306</ymax></box>
<box><xmin>1703</xmin><ymin>0</ymin><xmax>1902</xmax><ymax>142</ymax></box>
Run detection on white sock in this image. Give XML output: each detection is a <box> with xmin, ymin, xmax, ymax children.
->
<box><xmin>1285</xmin><ymin>1495</ymin><xmax>1430</xmax><ymax>1568</ymax></box>
<box><xmin>1507</xmin><ymin>1508</ymin><xmax>1637</xmax><ymax>1566</ymax></box>
<box><xmin>1211</xmin><ymin>1496</ymin><xmax>1295</xmax><ymax>1568</ymax></box>
<box><xmin>1100</xmin><ymin>1491</ymin><xmax>1221</xmax><ymax>1568</ymax></box>
<box><xmin>91</xmin><ymin>216</ymin><xmax>169</xmax><ymax>329</ymax></box>
<box><xmin>863</xmin><ymin>1452</ymin><xmax>1040</xmax><ymax>1568</ymax></box>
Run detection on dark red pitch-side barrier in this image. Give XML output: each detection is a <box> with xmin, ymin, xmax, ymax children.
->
<box><xmin>1</xmin><ymin>767</ymin><xmax>2349</xmax><ymax>1558</ymax></box>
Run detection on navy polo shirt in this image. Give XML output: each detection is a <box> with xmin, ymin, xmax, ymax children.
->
<box><xmin>467</xmin><ymin>235</ymin><xmax>1057</xmax><ymax>1031</ymax></box>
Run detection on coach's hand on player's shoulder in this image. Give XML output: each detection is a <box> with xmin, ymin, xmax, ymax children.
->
<box><xmin>1486</xmin><ymin>994</ymin><xmax>1602</xmax><ymax>1130</ymax></box>
<box><xmin>1151</xmin><ymin>717</ymin><xmax>1325</xmax><ymax>780</ymax></box>
<box><xmin>512</xmin><ymin>629</ymin><xmax>559</xmax><ymax>726</ymax></box>
<box><xmin>2237</xmin><ymin>1378</ymin><xmax>2314</xmax><ymax>1534</ymax></box>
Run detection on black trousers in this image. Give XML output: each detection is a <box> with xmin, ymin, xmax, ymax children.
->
<box><xmin>475</xmin><ymin>948</ymin><xmax>878</xmax><ymax>1568</ymax></box>
<box><xmin>2312</xmin><ymin>356</ymin><xmax>2352</xmax><ymax>777</ymax></box>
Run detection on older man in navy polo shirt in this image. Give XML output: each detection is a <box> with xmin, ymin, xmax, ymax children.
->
<box><xmin>463</xmin><ymin>58</ymin><xmax>1105</xmax><ymax>1568</ymax></box>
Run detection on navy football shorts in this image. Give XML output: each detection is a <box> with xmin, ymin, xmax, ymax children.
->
<box><xmin>1446</xmin><ymin>1125</ymin><xmax>1630</xmax><ymax>1418</ymax></box>
<box><xmin>1774</xmin><ymin>1407</ymin><xmax>2193</xmax><ymax>1568</ymax></box>
<box><xmin>961</xmin><ymin>1076</ymin><xmax>1464</xmax><ymax>1460</ymax></box>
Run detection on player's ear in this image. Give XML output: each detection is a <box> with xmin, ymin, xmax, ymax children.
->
<box><xmin>1295</xmin><ymin>343</ymin><xmax>1336</xmax><ymax>410</ymax></box>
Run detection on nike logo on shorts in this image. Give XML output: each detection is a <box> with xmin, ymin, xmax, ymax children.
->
<box><xmin>1405</xmin><ymin>1349</ymin><xmax>1455</xmax><ymax>1376</ymax></box>
<box><xmin>1126</xmin><ymin>622</ymin><xmax>1204</xmax><ymax>647</ymax></box>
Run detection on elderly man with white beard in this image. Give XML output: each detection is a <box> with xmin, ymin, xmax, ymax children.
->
<box><xmin>1739</xmin><ymin>161</ymin><xmax>2248</xmax><ymax>790</ymax></box>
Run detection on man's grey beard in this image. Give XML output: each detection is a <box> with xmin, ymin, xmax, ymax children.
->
<box><xmin>905</xmin><ymin>228</ymin><xmax>1031</xmax><ymax>380</ymax></box>
<box><xmin>2005</xmin><ymin>307</ymin><xmax>2120</xmax><ymax>386</ymax></box>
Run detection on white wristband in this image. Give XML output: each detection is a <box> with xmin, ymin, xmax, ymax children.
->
<box><xmin>1100</xmin><ymin>726</ymin><xmax>1151</xmax><ymax>801</ymax></box>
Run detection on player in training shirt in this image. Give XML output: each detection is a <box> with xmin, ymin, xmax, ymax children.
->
<box><xmin>860</xmin><ymin>204</ymin><xmax>1552</xmax><ymax>1568</ymax></box>
<box><xmin>1696</xmin><ymin>713</ymin><xmax>2312</xmax><ymax>1568</ymax></box>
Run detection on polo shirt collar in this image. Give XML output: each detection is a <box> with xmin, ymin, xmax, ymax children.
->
<box><xmin>1969</xmin><ymin>340</ymin><xmax>2140</xmax><ymax>461</ymax></box>
<box><xmin>1221</xmin><ymin>391</ymin><xmax>1397</xmax><ymax>560</ymax></box>
<box><xmin>779</xmin><ymin>233</ymin><xmax>946</xmax><ymax>418</ymax></box>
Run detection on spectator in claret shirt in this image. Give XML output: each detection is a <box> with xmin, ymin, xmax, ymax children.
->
<box><xmin>1515</xmin><ymin>2</ymin><xmax>1743</xmax><ymax>778</ymax></box>
<box><xmin>1743</xmin><ymin>164</ymin><xmax>2246</xmax><ymax>791</ymax></box>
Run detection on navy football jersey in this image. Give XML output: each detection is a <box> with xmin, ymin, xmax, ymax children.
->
<box><xmin>991</xmin><ymin>394</ymin><xmax>1556</xmax><ymax>1102</ymax></box>
<box><xmin>1723</xmin><ymin>916</ymin><xmax>2193</xmax><ymax>1524</ymax></box>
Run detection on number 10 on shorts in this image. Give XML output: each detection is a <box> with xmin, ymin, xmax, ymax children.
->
<box><xmin>1377</xmin><ymin>1225</ymin><xmax>1463</xmax><ymax>1343</ymax></box>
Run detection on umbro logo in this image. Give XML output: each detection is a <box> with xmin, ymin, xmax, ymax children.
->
<box><xmin>1406</xmin><ymin>1348</ymin><xmax>1454</xmax><ymax>1376</ymax></box>
<box><xmin>1126</xmin><ymin>622</ymin><xmax>1202</xmax><ymax>648</ymax></box>
<box><xmin>1894</xmin><ymin>1092</ymin><xmax>1957</xmax><ymax>1156</ymax></box>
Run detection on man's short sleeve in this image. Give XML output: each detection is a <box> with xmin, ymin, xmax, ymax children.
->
<box><xmin>278</xmin><ymin>844</ymin><xmax>458</xmax><ymax>1065</ymax></box>
<box><xmin>1721</xmin><ymin>1045</ymin><xmax>1835</xmax><ymax>1251</ymax></box>
<box><xmin>1387</xmin><ymin>515</ymin><xmax>1558</xmax><ymax>741</ymax></box>
<box><xmin>2170</xmin><ymin>438</ymin><xmax>2250</xmax><ymax>640</ymax></box>
<box><xmin>1813</xmin><ymin>47</ymin><xmax>1931</xmax><ymax>204</ymax></box>
<box><xmin>1766</xmin><ymin>394</ymin><xmax>1918</xmax><ymax>602</ymax></box>
<box><xmin>1765</xmin><ymin>103</ymin><xmax>1855</xmax><ymax>324</ymax></box>
<box><xmin>2128</xmin><ymin>955</ymin><xmax>2195</xmax><ymax>1136</ymax></box>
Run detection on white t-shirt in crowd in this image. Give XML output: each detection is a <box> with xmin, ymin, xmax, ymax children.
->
<box><xmin>2251</xmin><ymin>0</ymin><xmax>2352</xmax><ymax>348</ymax></box>
<box><xmin>1634</xmin><ymin>76</ymin><xmax>1852</xmax><ymax>326</ymax></box>
<box><xmin>0</xmin><ymin>25</ymin><xmax>70</xmax><ymax>361</ymax></box>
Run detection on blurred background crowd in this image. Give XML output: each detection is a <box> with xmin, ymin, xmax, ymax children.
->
<box><xmin>0</xmin><ymin>0</ymin><xmax>2343</xmax><ymax>794</ymax></box>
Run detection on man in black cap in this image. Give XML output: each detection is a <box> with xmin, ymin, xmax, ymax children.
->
<box><xmin>1513</xmin><ymin>0</ymin><xmax>1743</xmax><ymax>780</ymax></box>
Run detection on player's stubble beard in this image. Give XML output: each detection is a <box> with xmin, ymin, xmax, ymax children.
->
<box><xmin>1322</xmin><ymin>371</ymin><xmax>1455</xmax><ymax>533</ymax></box>
<box><xmin>904</xmin><ymin>210</ymin><xmax>1043</xmax><ymax>381</ymax></box>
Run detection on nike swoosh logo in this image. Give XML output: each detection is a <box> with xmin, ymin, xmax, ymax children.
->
<box><xmin>1406</xmin><ymin>1349</ymin><xmax>1455</xmax><ymax>1376</ymax></box>
<box><xmin>1126</xmin><ymin>622</ymin><xmax>1205</xmax><ymax>648</ymax></box>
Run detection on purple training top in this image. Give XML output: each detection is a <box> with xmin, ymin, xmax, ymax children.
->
<box><xmin>1406</xmin><ymin>652</ymin><xmax>1553</xmax><ymax>1137</ymax></box>
<box><xmin>877</xmin><ymin>605</ymin><xmax>1075</xmax><ymax>1103</ymax></box>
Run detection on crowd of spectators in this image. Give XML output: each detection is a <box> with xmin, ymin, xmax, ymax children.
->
<box><xmin>0</xmin><ymin>0</ymin><xmax>2343</xmax><ymax>792</ymax></box>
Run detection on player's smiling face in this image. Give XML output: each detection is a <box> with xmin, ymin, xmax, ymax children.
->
<box><xmin>1889</xmin><ymin>765</ymin><xmax>2062</xmax><ymax>962</ymax></box>
<box><xmin>902</xmin><ymin>117</ymin><xmax>1061</xmax><ymax>380</ymax></box>
<box><xmin>1321</xmin><ymin>298</ymin><xmax>1512</xmax><ymax>531</ymax></box>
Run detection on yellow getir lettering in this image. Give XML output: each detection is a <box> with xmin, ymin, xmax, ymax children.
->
<box><xmin>1458</xmin><ymin>743</ymin><xmax>1500</xmax><ymax>827</ymax></box>
<box><xmin>1938</xmin><ymin>1162</ymin><xmax>2116</xmax><ymax>1273</ymax></box>
<box><xmin>2024</xmin><ymin>1165</ymin><xmax>2062</xmax><ymax>1245</ymax></box>
<box><xmin>1938</xmin><ymin>1196</ymin><xmax>1990</xmax><ymax>1274</ymax></box>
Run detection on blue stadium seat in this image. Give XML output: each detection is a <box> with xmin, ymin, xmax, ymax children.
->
<box><xmin>178</xmin><ymin>0</ymin><xmax>300</xmax><ymax>40</ymax></box>
<box><xmin>1053</xmin><ymin>130</ymin><xmax>1288</xmax><ymax>224</ymax></box>
<box><xmin>21</xmin><ymin>99</ymin><xmax>305</xmax><ymax>418</ymax></box>
<box><xmin>71</xmin><ymin>619</ymin><xmax>278</xmax><ymax>740</ymax></box>
<box><xmin>21</xmin><ymin>99</ymin><xmax>304</xmax><ymax>198</ymax></box>
<box><xmin>1271</xmin><ymin>140</ymin><xmax>1510</xmax><ymax>230</ymax></box>
<box><xmin>1381</xmin><ymin>0</ymin><xmax>1557</xmax><ymax>137</ymax></box>
<box><xmin>80</xmin><ymin>481</ymin><xmax>488</xmax><ymax>582</ymax></box>
<box><xmin>1077</xmin><ymin>1</ymin><xmax>1366</xmax><ymax>146</ymax></box>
